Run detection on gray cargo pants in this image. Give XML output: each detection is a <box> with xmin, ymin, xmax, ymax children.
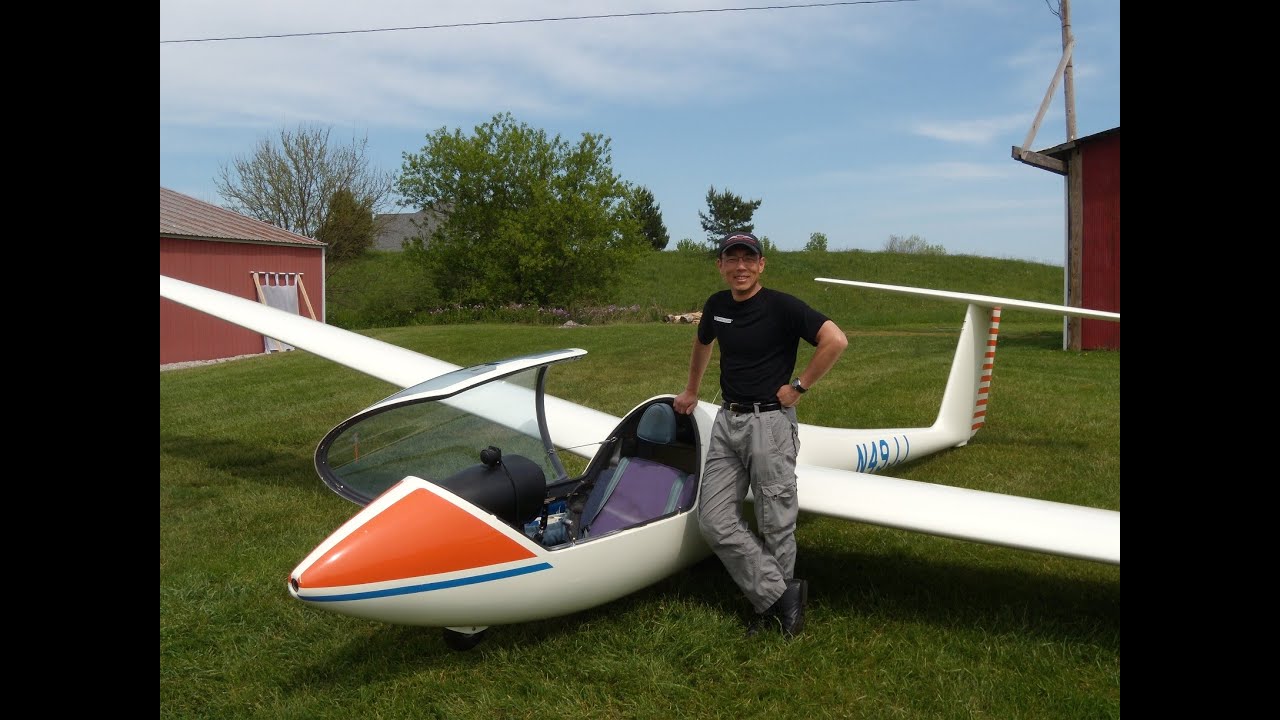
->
<box><xmin>698</xmin><ymin>405</ymin><xmax>800</xmax><ymax>613</ymax></box>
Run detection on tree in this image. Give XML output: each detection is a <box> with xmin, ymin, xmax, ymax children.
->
<box><xmin>315</xmin><ymin>188</ymin><xmax>377</xmax><ymax>269</ymax></box>
<box><xmin>675</xmin><ymin>238</ymin><xmax>705</xmax><ymax>254</ymax></box>
<box><xmin>628</xmin><ymin>186</ymin><xmax>670</xmax><ymax>250</ymax></box>
<box><xmin>397</xmin><ymin>112</ymin><xmax>647</xmax><ymax>306</ymax></box>
<box><xmin>215</xmin><ymin>123</ymin><xmax>397</xmax><ymax>239</ymax></box>
<box><xmin>805</xmin><ymin>232</ymin><xmax>829</xmax><ymax>252</ymax></box>
<box><xmin>884</xmin><ymin>234</ymin><xmax>947</xmax><ymax>255</ymax></box>
<box><xmin>698</xmin><ymin>186</ymin><xmax>762</xmax><ymax>246</ymax></box>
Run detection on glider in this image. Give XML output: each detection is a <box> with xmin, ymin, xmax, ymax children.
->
<box><xmin>159</xmin><ymin>274</ymin><xmax>1119</xmax><ymax>650</ymax></box>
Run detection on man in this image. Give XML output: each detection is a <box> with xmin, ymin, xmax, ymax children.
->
<box><xmin>673</xmin><ymin>232</ymin><xmax>848</xmax><ymax>638</ymax></box>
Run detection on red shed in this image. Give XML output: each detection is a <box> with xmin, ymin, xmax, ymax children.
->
<box><xmin>1015</xmin><ymin>127</ymin><xmax>1120</xmax><ymax>351</ymax></box>
<box><xmin>160</xmin><ymin>187</ymin><xmax>326</xmax><ymax>364</ymax></box>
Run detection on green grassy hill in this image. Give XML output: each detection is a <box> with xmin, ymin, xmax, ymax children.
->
<box><xmin>327</xmin><ymin>249</ymin><xmax>1067</xmax><ymax>331</ymax></box>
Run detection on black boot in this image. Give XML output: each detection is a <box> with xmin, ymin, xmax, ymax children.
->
<box><xmin>744</xmin><ymin>612</ymin><xmax>781</xmax><ymax>638</ymax></box>
<box><xmin>774</xmin><ymin>578</ymin><xmax>807</xmax><ymax>638</ymax></box>
<box><xmin>748</xmin><ymin>578</ymin><xmax>807</xmax><ymax>639</ymax></box>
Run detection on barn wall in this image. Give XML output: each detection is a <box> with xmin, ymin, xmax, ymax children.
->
<box><xmin>159</xmin><ymin>237</ymin><xmax>324</xmax><ymax>364</ymax></box>
<box><xmin>1080</xmin><ymin>133</ymin><xmax>1120</xmax><ymax>350</ymax></box>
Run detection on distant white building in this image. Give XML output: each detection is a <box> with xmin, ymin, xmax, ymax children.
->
<box><xmin>374</xmin><ymin>209</ymin><xmax>444</xmax><ymax>251</ymax></box>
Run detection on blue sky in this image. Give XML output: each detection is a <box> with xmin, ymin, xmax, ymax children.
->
<box><xmin>159</xmin><ymin>1</ymin><xmax>1119</xmax><ymax>266</ymax></box>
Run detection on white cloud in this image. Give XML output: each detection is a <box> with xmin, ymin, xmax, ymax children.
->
<box><xmin>911</xmin><ymin>115</ymin><xmax>1030</xmax><ymax>144</ymax></box>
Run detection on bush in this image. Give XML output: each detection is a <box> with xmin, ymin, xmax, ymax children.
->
<box><xmin>805</xmin><ymin>232</ymin><xmax>829</xmax><ymax>252</ymax></box>
<box><xmin>675</xmin><ymin>237</ymin><xmax>710</xmax><ymax>255</ymax></box>
<box><xmin>884</xmin><ymin>234</ymin><xmax>946</xmax><ymax>255</ymax></box>
<box><xmin>411</xmin><ymin>301</ymin><xmax>654</xmax><ymax>326</ymax></box>
<box><xmin>675</xmin><ymin>234</ymin><xmax>778</xmax><ymax>256</ymax></box>
<box><xmin>326</xmin><ymin>251</ymin><xmax>439</xmax><ymax>328</ymax></box>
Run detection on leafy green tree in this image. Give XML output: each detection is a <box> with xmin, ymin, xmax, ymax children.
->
<box><xmin>215</xmin><ymin>123</ymin><xmax>396</xmax><ymax>238</ymax></box>
<box><xmin>698</xmin><ymin>186</ymin><xmax>762</xmax><ymax>246</ymax></box>
<box><xmin>628</xmin><ymin>186</ymin><xmax>670</xmax><ymax>250</ymax></box>
<box><xmin>397</xmin><ymin>112</ymin><xmax>647</xmax><ymax>306</ymax></box>
<box><xmin>315</xmin><ymin>188</ymin><xmax>377</xmax><ymax>269</ymax></box>
<box><xmin>805</xmin><ymin>232</ymin><xmax>829</xmax><ymax>252</ymax></box>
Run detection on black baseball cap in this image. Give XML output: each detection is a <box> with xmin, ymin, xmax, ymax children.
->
<box><xmin>719</xmin><ymin>232</ymin><xmax>762</xmax><ymax>256</ymax></box>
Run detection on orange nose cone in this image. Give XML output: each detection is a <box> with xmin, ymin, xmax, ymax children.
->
<box><xmin>296</xmin><ymin>486</ymin><xmax>537</xmax><ymax>590</ymax></box>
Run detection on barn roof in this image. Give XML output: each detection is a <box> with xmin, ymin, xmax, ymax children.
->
<box><xmin>1039</xmin><ymin>126</ymin><xmax>1121</xmax><ymax>161</ymax></box>
<box><xmin>160</xmin><ymin>187</ymin><xmax>324</xmax><ymax>247</ymax></box>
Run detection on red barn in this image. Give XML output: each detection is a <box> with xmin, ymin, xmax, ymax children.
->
<box><xmin>1016</xmin><ymin>127</ymin><xmax>1121</xmax><ymax>350</ymax></box>
<box><xmin>160</xmin><ymin>187</ymin><xmax>326</xmax><ymax>364</ymax></box>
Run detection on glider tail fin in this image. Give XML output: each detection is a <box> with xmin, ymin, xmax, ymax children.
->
<box><xmin>810</xmin><ymin>276</ymin><xmax>1118</xmax><ymax>459</ymax></box>
<box><xmin>934</xmin><ymin>303</ymin><xmax>1002</xmax><ymax>447</ymax></box>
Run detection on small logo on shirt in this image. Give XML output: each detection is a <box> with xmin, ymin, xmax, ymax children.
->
<box><xmin>714</xmin><ymin>315</ymin><xmax>733</xmax><ymax>324</ymax></box>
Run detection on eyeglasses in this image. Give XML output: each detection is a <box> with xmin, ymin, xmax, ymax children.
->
<box><xmin>721</xmin><ymin>254</ymin><xmax>760</xmax><ymax>267</ymax></box>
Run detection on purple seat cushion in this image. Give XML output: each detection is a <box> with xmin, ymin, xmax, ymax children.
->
<box><xmin>585</xmin><ymin>457</ymin><xmax>692</xmax><ymax>537</ymax></box>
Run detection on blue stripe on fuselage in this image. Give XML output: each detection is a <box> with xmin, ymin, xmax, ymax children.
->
<box><xmin>301</xmin><ymin>562</ymin><xmax>554</xmax><ymax>603</ymax></box>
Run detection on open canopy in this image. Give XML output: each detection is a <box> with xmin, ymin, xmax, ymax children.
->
<box><xmin>314</xmin><ymin>349</ymin><xmax>586</xmax><ymax>506</ymax></box>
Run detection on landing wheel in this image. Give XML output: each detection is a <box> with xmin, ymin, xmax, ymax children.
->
<box><xmin>442</xmin><ymin>627</ymin><xmax>488</xmax><ymax>651</ymax></box>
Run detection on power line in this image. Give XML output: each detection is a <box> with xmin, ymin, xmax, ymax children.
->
<box><xmin>160</xmin><ymin>1</ymin><xmax>920</xmax><ymax>44</ymax></box>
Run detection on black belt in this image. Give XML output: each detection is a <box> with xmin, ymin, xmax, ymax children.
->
<box><xmin>722</xmin><ymin>401</ymin><xmax>783</xmax><ymax>413</ymax></box>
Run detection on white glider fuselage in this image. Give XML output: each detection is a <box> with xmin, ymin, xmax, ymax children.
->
<box><xmin>288</xmin><ymin>474</ymin><xmax>711</xmax><ymax>628</ymax></box>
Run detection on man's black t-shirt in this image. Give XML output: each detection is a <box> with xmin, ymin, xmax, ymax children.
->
<box><xmin>696</xmin><ymin>287</ymin><xmax>830</xmax><ymax>404</ymax></box>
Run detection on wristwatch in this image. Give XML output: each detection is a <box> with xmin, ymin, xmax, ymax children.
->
<box><xmin>791</xmin><ymin>378</ymin><xmax>807</xmax><ymax>394</ymax></box>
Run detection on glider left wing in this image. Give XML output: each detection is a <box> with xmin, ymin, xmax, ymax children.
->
<box><xmin>161</xmin><ymin>275</ymin><xmax>454</xmax><ymax>389</ymax></box>
<box><xmin>161</xmin><ymin>275</ymin><xmax>621</xmax><ymax>455</ymax></box>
